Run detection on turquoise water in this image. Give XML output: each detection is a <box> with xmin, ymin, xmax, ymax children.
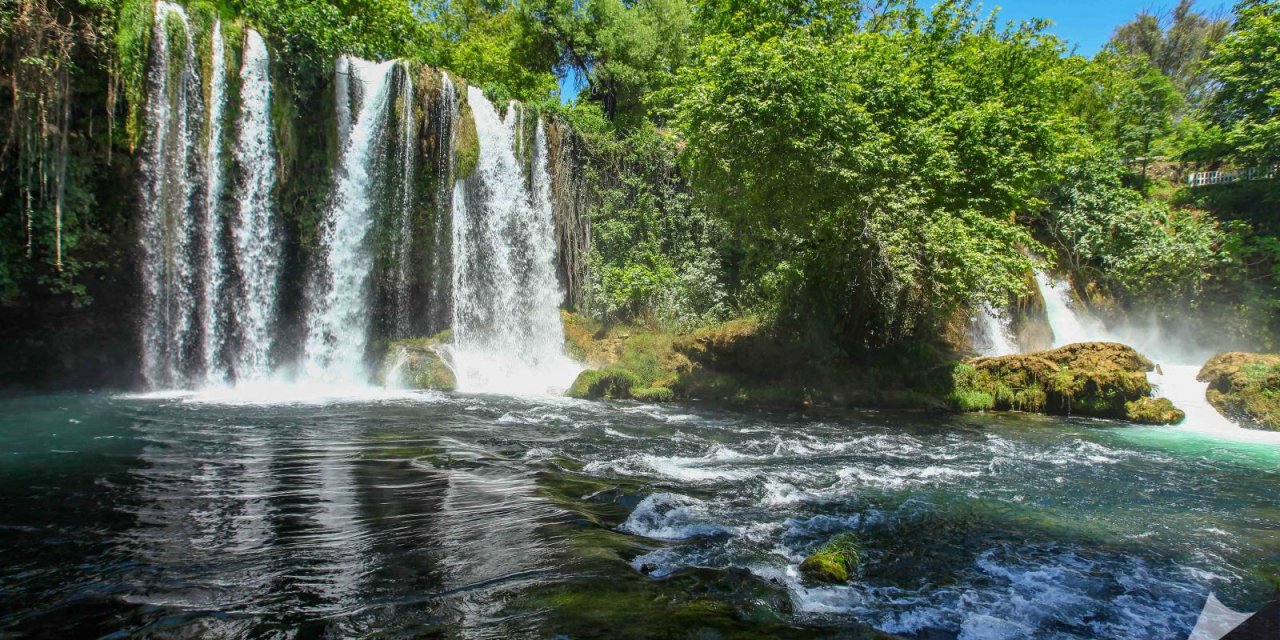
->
<box><xmin>1</xmin><ymin>391</ymin><xmax>1276</xmax><ymax>638</ymax></box>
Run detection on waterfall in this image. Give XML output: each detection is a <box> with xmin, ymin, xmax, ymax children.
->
<box><xmin>229</xmin><ymin>29</ymin><xmax>281</xmax><ymax>382</ymax></box>
<box><xmin>1035</xmin><ymin>271</ymin><xmax>1091</xmax><ymax>347</ymax></box>
<box><xmin>1032</xmin><ymin>272</ymin><xmax>1247</xmax><ymax>432</ymax></box>
<box><xmin>303</xmin><ymin>57</ymin><xmax>397</xmax><ymax>383</ymax></box>
<box><xmin>390</xmin><ymin>63</ymin><xmax>417</xmax><ymax>338</ymax></box>
<box><xmin>139</xmin><ymin>2</ymin><xmax>206</xmax><ymax>389</ymax></box>
<box><xmin>200</xmin><ymin>20</ymin><xmax>228</xmax><ymax>384</ymax></box>
<box><xmin>448</xmin><ymin>87</ymin><xmax>582</xmax><ymax>396</ymax></box>
<box><xmin>973</xmin><ymin>304</ymin><xmax>1017</xmax><ymax>357</ymax></box>
<box><xmin>426</xmin><ymin>72</ymin><xmax>458</xmax><ymax>334</ymax></box>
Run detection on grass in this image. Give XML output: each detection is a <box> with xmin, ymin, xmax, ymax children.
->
<box><xmin>799</xmin><ymin>533</ymin><xmax>861</xmax><ymax>584</ymax></box>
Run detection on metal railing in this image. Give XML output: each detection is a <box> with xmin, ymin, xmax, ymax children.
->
<box><xmin>1187</xmin><ymin>165</ymin><xmax>1280</xmax><ymax>187</ymax></box>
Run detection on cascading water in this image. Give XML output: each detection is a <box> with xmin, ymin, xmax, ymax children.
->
<box><xmin>448</xmin><ymin>88</ymin><xmax>582</xmax><ymax>395</ymax></box>
<box><xmin>426</xmin><ymin>72</ymin><xmax>458</xmax><ymax>334</ymax></box>
<box><xmin>390</xmin><ymin>63</ymin><xmax>417</xmax><ymax>338</ymax></box>
<box><xmin>139</xmin><ymin>2</ymin><xmax>207</xmax><ymax>389</ymax></box>
<box><xmin>1032</xmin><ymin>273</ymin><xmax>1247</xmax><ymax>434</ymax></box>
<box><xmin>200</xmin><ymin>20</ymin><xmax>228</xmax><ymax>384</ymax></box>
<box><xmin>303</xmin><ymin>57</ymin><xmax>397</xmax><ymax>384</ymax></box>
<box><xmin>138</xmin><ymin>12</ymin><xmax>285</xmax><ymax>391</ymax></box>
<box><xmin>973</xmin><ymin>304</ymin><xmax>1017</xmax><ymax>357</ymax></box>
<box><xmin>228</xmin><ymin>29</ymin><xmax>281</xmax><ymax>382</ymax></box>
<box><xmin>1036</xmin><ymin>271</ymin><xmax>1091</xmax><ymax>347</ymax></box>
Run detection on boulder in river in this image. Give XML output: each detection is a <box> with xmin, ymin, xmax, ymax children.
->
<box><xmin>952</xmin><ymin>342</ymin><xmax>1176</xmax><ymax>421</ymax></box>
<box><xmin>378</xmin><ymin>331</ymin><xmax>456</xmax><ymax>391</ymax></box>
<box><xmin>1198</xmin><ymin>352</ymin><xmax>1280</xmax><ymax>431</ymax></box>
<box><xmin>799</xmin><ymin>533</ymin><xmax>861</xmax><ymax>584</ymax></box>
<box><xmin>1124</xmin><ymin>397</ymin><xmax>1185</xmax><ymax>425</ymax></box>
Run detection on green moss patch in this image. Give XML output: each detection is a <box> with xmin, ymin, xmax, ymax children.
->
<box><xmin>454</xmin><ymin>101</ymin><xmax>479</xmax><ymax>178</ymax></box>
<box><xmin>1124</xmin><ymin>397</ymin><xmax>1186</xmax><ymax>424</ymax></box>
<box><xmin>567</xmin><ymin>368</ymin><xmax>641</xmax><ymax>399</ymax></box>
<box><xmin>952</xmin><ymin>342</ymin><xmax>1165</xmax><ymax>421</ymax></box>
<box><xmin>1199</xmin><ymin>352</ymin><xmax>1280</xmax><ymax>431</ymax></box>
<box><xmin>378</xmin><ymin>330</ymin><xmax>456</xmax><ymax>391</ymax></box>
<box><xmin>799</xmin><ymin>533</ymin><xmax>861</xmax><ymax>584</ymax></box>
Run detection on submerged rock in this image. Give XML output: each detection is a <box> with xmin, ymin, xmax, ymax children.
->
<box><xmin>378</xmin><ymin>331</ymin><xmax>456</xmax><ymax>391</ymax></box>
<box><xmin>952</xmin><ymin>342</ymin><xmax>1174</xmax><ymax>421</ymax></box>
<box><xmin>1198</xmin><ymin>352</ymin><xmax>1280</xmax><ymax>431</ymax></box>
<box><xmin>799</xmin><ymin>533</ymin><xmax>861</xmax><ymax>584</ymax></box>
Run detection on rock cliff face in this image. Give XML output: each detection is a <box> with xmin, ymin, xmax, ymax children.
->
<box><xmin>1198</xmin><ymin>352</ymin><xmax>1280</xmax><ymax>431</ymax></box>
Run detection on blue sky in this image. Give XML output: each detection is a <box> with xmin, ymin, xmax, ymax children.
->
<box><xmin>558</xmin><ymin>0</ymin><xmax>1235</xmax><ymax>101</ymax></box>
<box><xmin>984</xmin><ymin>0</ymin><xmax>1233</xmax><ymax>55</ymax></box>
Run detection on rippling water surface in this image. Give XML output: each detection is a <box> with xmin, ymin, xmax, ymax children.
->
<box><xmin>1</xmin><ymin>391</ymin><xmax>1277</xmax><ymax>638</ymax></box>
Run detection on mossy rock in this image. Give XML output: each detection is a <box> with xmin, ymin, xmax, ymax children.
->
<box><xmin>567</xmin><ymin>368</ymin><xmax>641</xmax><ymax>400</ymax></box>
<box><xmin>1198</xmin><ymin>352</ymin><xmax>1280</xmax><ymax>431</ymax></box>
<box><xmin>454</xmin><ymin>101</ymin><xmax>480</xmax><ymax>178</ymax></box>
<box><xmin>957</xmin><ymin>342</ymin><xmax>1155</xmax><ymax>420</ymax></box>
<box><xmin>672</xmin><ymin>318</ymin><xmax>798</xmax><ymax>378</ymax></box>
<box><xmin>1125</xmin><ymin>397</ymin><xmax>1185</xmax><ymax>425</ymax></box>
<box><xmin>799</xmin><ymin>533</ymin><xmax>861</xmax><ymax>584</ymax></box>
<box><xmin>632</xmin><ymin>386</ymin><xmax>675</xmax><ymax>403</ymax></box>
<box><xmin>378</xmin><ymin>331</ymin><xmax>456</xmax><ymax>391</ymax></box>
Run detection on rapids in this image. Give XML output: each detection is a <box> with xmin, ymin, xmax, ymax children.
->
<box><xmin>1</xmin><ymin>392</ymin><xmax>1276</xmax><ymax>638</ymax></box>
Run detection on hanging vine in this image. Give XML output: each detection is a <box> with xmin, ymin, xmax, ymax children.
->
<box><xmin>1</xmin><ymin>0</ymin><xmax>113</xmax><ymax>275</ymax></box>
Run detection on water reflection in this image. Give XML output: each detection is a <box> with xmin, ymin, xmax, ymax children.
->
<box><xmin>0</xmin><ymin>392</ymin><xmax>1277</xmax><ymax>639</ymax></box>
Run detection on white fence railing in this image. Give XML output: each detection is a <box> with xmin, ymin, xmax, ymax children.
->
<box><xmin>1187</xmin><ymin>165</ymin><xmax>1279</xmax><ymax>187</ymax></box>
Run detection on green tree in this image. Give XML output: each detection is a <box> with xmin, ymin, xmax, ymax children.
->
<box><xmin>424</xmin><ymin>0</ymin><xmax>560</xmax><ymax>101</ymax></box>
<box><xmin>521</xmin><ymin>0</ymin><xmax>692</xmax><ymax>124</ymax></box>
<box><xmin>669</xmin><ymin>0</ymin><xmax>1070</xmax><ymax>348</ymax></box>
<box><xmin>1206</xmin><ymin>0</ymin><xmax>1280</xmax><ymax>165</ymax></box>
<box><xmin>1040</xmin><ymin>156</ymin><xmax>1222</xmax><ymax>300</ymax></box>
<box><xmin>1108</xmin><ymin>0</ymin><xmax>1229</xmax><ymax>106</ymax></box>
<box><xmin>1110</xmin><ymin>54</ymin><xmax>1182</xmax><ymax>189</ymax></box>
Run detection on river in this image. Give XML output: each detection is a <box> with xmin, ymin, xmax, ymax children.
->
<box><xmin>2</xmin><ymin>390</ymin><xmax>1277</xmax><ymax>638</ymax></box>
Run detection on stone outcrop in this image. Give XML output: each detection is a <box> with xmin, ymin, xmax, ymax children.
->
<box><xmin>951</xmin><ymin>342</ymin><xmax>1183</xmax><ymax>423</ymax></box>
<box><xmin>1198</xmin><ymin>352</ymin><xmax>1280</xmax><ymax>431</ymax></box>
<box><xmin>378</xmin><ymin>331</ymin><xmax>457</xmax><ymax>391</ymax></box>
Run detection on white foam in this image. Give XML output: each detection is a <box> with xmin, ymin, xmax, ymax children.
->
<box><xmin>619</xmin><ymin>493</ymin><xmax>735</xmax><ymax>540</ymax></box>
<box><xmin>119</xmin><ymin>380</ymin><xmax>436</xmax><ymax>406</ymax></box>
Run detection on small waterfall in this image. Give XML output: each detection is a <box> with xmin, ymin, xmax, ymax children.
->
<box><xmin>1035</xmin><ymin>271</ymin><xmax>1091</xmax><ymax>347</ymax></box>
<box><xmin>973</xmin><ymin>304</ymin><xmax>1017</xmax><ymax>357</ymax></box>
<box><xmin>390</xmin><ymin>62</ymin><xmax>417</xmax><ymax>338</ymax></box>
<box><xmin>228</xmin><ymin>29</ymin><xmax>281</xmax><ymax>382</ymax></box>
<box><xmin>334</xmin><ymin>57</ymin><xmax>353</xmax><ymax>153</ymax></box>
<box><xmin>139</xmin><ymin>2</ymin><xmax>207</xmax><ymax>389</ymax></box>
<box><xmin>303</xmin><ymin>57</ymin><xmax>397</xmax><ymax>383</ymax></box>
<box><xmin>1032</xmin><ymin>272</ymin><xmax>1248</xmax><ymax>432</ymax></box>
<box><xmin>448</xmin><ymin>87</ymin><xmax>582</xmax><ymax>395</ymax></box>
<box><xmin>200</xmin><ymin>20</ymin><xmax>229</xmax><ymax>384</ymax></box>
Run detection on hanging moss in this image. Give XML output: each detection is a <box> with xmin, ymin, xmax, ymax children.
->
<box><xmin>115</xmin><ymin>0</ymin><xmax>154</xmax><ymax>148</ymax></box>
<box><xmin>454</xmin><ymin>101</ymin><xmax>480</xmax><ymax>179</ymax></box>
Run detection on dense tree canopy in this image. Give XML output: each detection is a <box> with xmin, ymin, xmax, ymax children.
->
<box><xmin>1206</xmin><ymin>0</ymin><xmax>1280</xmax><ymax>165</ymax></box>
<box><xmin>668</xmin><ymin>1</ymin><xmax>1069</xmax><ymax>346</ymax></box>
<box><xmin>2</xmin><ymin>0</ymin><xmax>1279</xmax><ymax>358</ymax></box>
